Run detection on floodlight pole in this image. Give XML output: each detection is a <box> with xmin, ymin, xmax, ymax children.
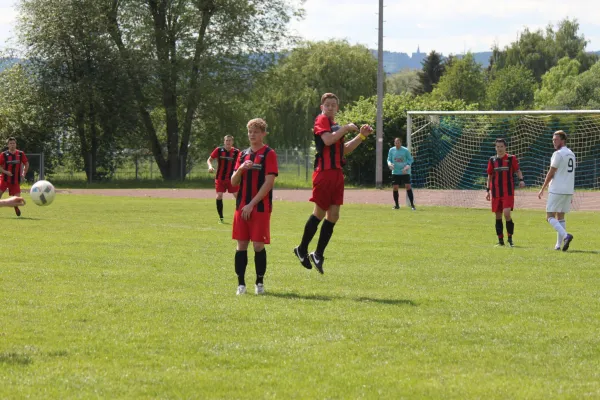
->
<box><xmin>375</xmin><ymin>0</ymin><xmax>384</xmax><ymax>189</ymax></box>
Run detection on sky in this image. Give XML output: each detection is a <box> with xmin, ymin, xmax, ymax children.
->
<box><xmin>0</xmin><ymin>0</ymin><xmax>598</xmax><ymax>56</ymax></box>
<box><xmin>288</xmin><ymin>0</ymin><xmax>600</xmax><ymax>55</ymax></box>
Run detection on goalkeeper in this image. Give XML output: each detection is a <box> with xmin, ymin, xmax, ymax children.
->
<box><xmin>387</xmin><ymin>137</ymin><xmax>416</xmax><ymax>210</ymax></box>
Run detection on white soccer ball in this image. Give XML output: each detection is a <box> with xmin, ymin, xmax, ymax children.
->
<box><xmin>30</xmin><ymin>180</ymin><xmax>56</xmax><ymax>206</ymax></box>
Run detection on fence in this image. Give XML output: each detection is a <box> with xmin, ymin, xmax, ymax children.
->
<box><xmin>44</xmin><ymin>150</ymin><xmax>315</xmax><ymax>187</ymax></box>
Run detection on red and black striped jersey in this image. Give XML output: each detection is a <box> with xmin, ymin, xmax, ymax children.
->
<box><xmin>234</xmin><ymin>146</ymin><xmax>278</xmax><ymax>213</ymax></box>
<box><xmin>210</xmin><ymin>147</ymin><xmax>239</xmax><ymax>180</ymax></box>
<box><xmin>0</xmin><ymin>150</ymin><xmax>28</xmax><ymax>185</ymax></box>
<box><xmin>487</xmin><ymin>154</ymin><xmax>520</xmax><ymax>198</ymax></box>
<box><xmin>313</xmin><ymin>114</ymin><xmax>345</xmax><ymax>172</ymax></box>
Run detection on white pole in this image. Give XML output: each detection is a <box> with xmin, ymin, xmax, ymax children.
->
<box><xmin>375</xmin><ymin>0</ymin><xmax>384</xmax><ymax>188</ymax></box>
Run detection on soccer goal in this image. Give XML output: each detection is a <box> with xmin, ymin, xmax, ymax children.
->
<box><xmin>406</xmin><ymin>110</ymin><xmax>600</xmax><ymax>210</ymax></box>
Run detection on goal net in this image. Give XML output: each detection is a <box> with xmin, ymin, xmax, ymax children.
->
<box><xmin>407</xmin><ymin>111</ymin><xmax>600</xmax><ymax>210</ymax></box>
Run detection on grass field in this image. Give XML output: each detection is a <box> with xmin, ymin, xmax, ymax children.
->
<box><xmin>1</xmin><ymin>194</ymin><xmax>600</xmax><ymax>399</ymax></box>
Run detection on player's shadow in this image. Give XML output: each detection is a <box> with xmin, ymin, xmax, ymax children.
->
<box><xmin>267</xmin><ymin>292</ymin><xmax>334</xmax><ymax>301</ymax></box>
<box><xmin>564</xmin><ymin>250</ymin><xmax>600</xmax><ymax>254</ymax></box>
<box><xmin>0</xmin><ymin>216</ymin><xmax>40</xmax><ymax>221</ymax></box>
<box><xmin>267</xmin><ymin>292</ymin><xmax>417</xmax><ymax>306</ymax></box>
<box><xmin>354</xmin><ymin>297</ymin><xmax>417</xmax><ymax>306</ymax></box>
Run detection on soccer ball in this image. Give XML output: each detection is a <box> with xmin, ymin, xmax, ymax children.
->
<box><xmin>30</xmin><ymin>180</ymin><xmax>56</xmax><ymax>206</ymax></box>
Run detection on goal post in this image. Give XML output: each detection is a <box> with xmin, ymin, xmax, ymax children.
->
<box><xmin>406</xmin><ymin>110</ymin><xmax>600</xmax><ymax>210</ymax></box>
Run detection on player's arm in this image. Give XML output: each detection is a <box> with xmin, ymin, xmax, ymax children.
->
<box><xmin>321</xmin><ymin>124</ymin><xmax>358</xmax><ymax>147</ymax></box>
<box><xmin>485</xmin><ymin>174</ymin><xmax>492</xmax><ymax>200</ymax></box>
<box><xmin>249</xmin><ymin>174</ymin><xmax>276</xmax><ymax>206</ymax></box>
<box><xmin>387</xmin><ymin>148</ymin><xmax>394</xmax><ymax>170</ymax></box>
<box><xmin>402</xmin><ymin>150</ymin><xmax>414</xmax><ymax>173</ymax></box>
<box><xmin>206</xmin><ymin>156</ymin><xmax>215</xmax><ymax>172</ymax></box>
<box><xmin>344</xmin><ymin>125</ymin><xmax>374</xmax><ymax>155</ymax></box>
<box><xmin>538</xmin><ymin>166</ymin><xmax>558</xmax><ymax>198</ymax></box>
<box><xmin>22</xmin><ymin>161</ymin><xmax>29</xmax><ymax>177</ymax></box>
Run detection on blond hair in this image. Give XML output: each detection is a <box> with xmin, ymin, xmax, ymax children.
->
<box><xmin>554</xmin><ymin>130</ymin><xmax>568</xmax><ymax>142</ymax></box>
<box><xmin>247</xmin><ymin>118</ymin><xmax>267</xmax><ymax>132</ymax></box>
<box><xmin>224</xmin><ymin>135</ymin><xmax>234</xmax><ymax>140</ymax></box>
<box><xmin>320</xmin><ymin>93</ymin><xmax>339</xmax><ymax>105</ymax></box>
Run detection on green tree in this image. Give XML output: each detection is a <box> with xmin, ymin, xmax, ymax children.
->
<box><xmin>534</xmin><ymin>57</ymin><xmax>581</xmax><ymax>109</ymax></box>
<box><xmin>431</xmin><ymin>53</ymin><xmax>485</xmax><ymax>104</ymax></box>
<box><xmin>486</xmin><ymin>65</ymin><xmax>536</xmax><ymax>110</ymax></box>
<box><xmin>536</xmin><ymin>61</ymin><xmax>600</xmax><ymax>109</ymax></box>
<box><xmin>490</xmin><ymin>18</ymin><xmax>597</xmax><ymax>82</ymax></box>
<box><xmin>415</xmin><ymin>50</ymin><xmax>445</xmax><ymax>94</ymax></box>
<box><xmin>251</xmin><ymin>40</ymin><xmax>377</xmax><ymax>150</ymax></box>
<box><xmin>386</xmin><ymin>69</ymin><xmax>419</xmax><ymax>95</ymax></box>
<box><xmin>103</xmin><ymin>0</ymin><xmax>302</xmax><ymax>180</ymax></box>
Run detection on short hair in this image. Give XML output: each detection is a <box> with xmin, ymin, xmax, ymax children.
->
<box><xmin>554</xmin><ymin>130</ymin><xmax>568</xmax><ymax>142</ymax></box>
<box><xmin>224</xmin><ymin>135</ymin><xmax>234</xmax><ymax>140</ymax></box>
<box><xmin>320</xmin><ymin>93</ymin><xmax>339</xmax><ymax>105</ymax></box>
<box><xmin>495</xmin><ymin>138</ymin><xmax>507</xmax><ymax>146</ymax></box>
<box><xmin>247</xmin><ymin>118</ymin><xmax>267</xmax><ymax>132</ymax></box>
<box><xmin>394</xmin><ymin>137</ymin><xmax>402</xmax><ymax>142</ymax></box>
<box><xmin>6</xmin><ymin>137</ymin><xmax>16</xmax><ymax>144</ymax></box>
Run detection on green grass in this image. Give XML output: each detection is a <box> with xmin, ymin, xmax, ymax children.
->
<box><xmin>1</xmin><ymin>195</ymin><xmax>600</xmax><ymax>398</ymax></box>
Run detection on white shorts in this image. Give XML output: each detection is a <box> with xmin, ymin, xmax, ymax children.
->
<box><xmin>546</xmin><ymin>193</ymin><xmax>573</xmax><ymax>213</ymax></box>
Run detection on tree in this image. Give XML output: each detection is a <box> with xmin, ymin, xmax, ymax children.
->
<box><xmin>18</xmin><ymin>0</ymin><xmax>141</xmax><ymax>180</ymax></box>
<box><xmin>534</xmin><ymin>57</ymin><xmax>581</xmax><ymax>109</ymax></box>
<box><xmin>535</xmin><ymin>61</ymin><xmax>600</xmax><ymax>109</ymax></box>
<box><xmin>485</xmin><ymin>65</ymin><xmax>536</xmax><ymax>110</ymax></box>
<box><xmin>251</xmin><ymin>40</ymin><xmax>377</xmax><ymax>150</ymax></box>
<box><xmin>103</xmin><ymin>0</ymin><xmax>302</xmax><ymax>180</ymax></box>
<box><xmin>490</xmin><ymin>18</ymin><xmax>597</xmax><ymax>82</ymax></box>
<box><xmin>431</xmin><ymin>53</ymin><xmax>485</xmax><ymax>105</ymax></box>
<box><xmin>386</xmin><ymin>69</ymin><xmax>419</xmax><ymax>95</ymax></box>
<box><xmin>415</xmin><ymin>50</ymin><xmax>445</xmax><ymax>94</ymax></box>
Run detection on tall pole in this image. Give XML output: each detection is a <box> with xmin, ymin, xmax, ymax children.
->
<box><xmin>375</xmin><ymin>0</ymin><xmax>384</xmax><ymax>188</ymax></box>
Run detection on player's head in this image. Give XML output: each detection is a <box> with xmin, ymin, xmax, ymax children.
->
<box><xmin>394</xmin><ymin>137</ymin><xmax>402</xmax><ymax>148</ymax></box>
<box><xmin>495</xmin><ymin>138</ymin><xmax>507</xmax><ymax>155</ymax></box>
<box><xmin>553</xmin><ymin>130</ymin><xmax>567</xmax><ymax>150</ymax></box>
<box><xmin>6</xmin><ymin>137</ymin><xmax>16</xmax><ymax>152</ymax></box>
<box><xmin>320</xmin><ymin>93</ymin><xmax>339</xmax><ymax>119</ymax></box>
<box><xmin>223</xmin><ymin>135</ymin><xmax>234</xmax><ymax>149</ymax></box>
<box><xmin>247</xmin><ymin>118</ymin><xmax>267</xmax><ymax>146</ymax></box>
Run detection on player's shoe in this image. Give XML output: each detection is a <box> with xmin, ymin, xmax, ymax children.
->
<box><xmin>495</xmin><ymin>239</ymin><xmax>505</xmax><ymax>247</ymax></box>
<box><xmin>255</xmin><ymin>283</ymin><xmax>265</xmax><ymax>295</ymax></box>
<box><xmin>293</xmin><ymin>246</ymin><xmax>312</xmax><ymax>270</ymax></box>
<box><xmin>236</xmin><ymin>285</ymin><xmax>246</xmax><ymax>295</ymax></box>
<box><xmin>219</xmin><ymin>218</ymin><xmax>224</xmax><ymax>224</ymax></box>
<box><xmin>393</xmin><ymin>205</ymin><xmax>400</xmax><ymax>210</ymax></box>
<box><xmin>554</xmin><ymin>246</ymin><xmax>561</xmax><ymax>251</ymax></box>
<box><xmin>411</xmin><ymin>206</ymin><xmax>416</xmax><ymax>211</ymax></box>
<box><xmin>14</xmin><ymin>207</ymin><xmax>21</xmax><ymax>217</ymax></box>
<box><xmin>562</xmin><ymin>234</ymin><xmax>574</xmax><ymax>252</ymax></box>
<box><xmin>309</xmin><ymin>252</ymin><xmax>324</xmax><ymax>274</ymax></box>
<box><xmin>507</xmin><ymin>237</ymin><xmax>514</xmax><ymax>247</ymax></box>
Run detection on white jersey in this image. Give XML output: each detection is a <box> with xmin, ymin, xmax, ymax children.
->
<box><xmin>549</xmin><ymin>146</ymin><xmax>576</xmax><ymax>195</ymax></box>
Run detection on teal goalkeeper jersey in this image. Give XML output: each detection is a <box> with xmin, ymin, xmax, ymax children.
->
<box><xmin>387</xmin><ymin>146</ymin><xmax>413</xmax><ymax>175</ymax></box>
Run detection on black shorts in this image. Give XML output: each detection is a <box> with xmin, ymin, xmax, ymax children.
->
<box><xmin>391</xmin><ymin>174</ymin><xmax>411</xmax><ymax>186</ymax></box>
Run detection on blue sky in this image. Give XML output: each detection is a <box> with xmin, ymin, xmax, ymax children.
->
<box><xmin>0</xmin><ymin>0</ymin><xmax>598</xmax><ymax>55</ymax></box>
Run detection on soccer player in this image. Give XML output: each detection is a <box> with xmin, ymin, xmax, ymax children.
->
<box><xmin>230</xmin><ymin>118</ymin><xmax>278</xmax><ymax>295</ymax></box>
<box><xmin>387</xmin><ymin>137</ymin><xmax>416</xmax><ymax>210</ymax></box>
<box><xmin>485</xmin><ymin>138</ymin><xmax>525</xmax><ymax>247</ymax></box>
<box><xmin>293</xmin><ymin>92</ymin><xmax>373</xmax><ymax>274</ymax></box>
<box><xmin>207</xmin><ymin>135</ymin><xmax>239</xmax><ymax>223</ymax></box>
<box><xmin>0</xmin><ymin>137</ymin><xmax>29</xmax><ymax>217</ymax></box>
<box><xmin>537</xmin><ymin>130</ymin><xmax>576</xmax><ymax>251</ymax></box>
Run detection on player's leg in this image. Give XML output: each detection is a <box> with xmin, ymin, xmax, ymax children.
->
<box><xmin>557</xmin><ymin>210</ymin><xmax>573</xmax><ymax>251</ymax></box>
<box><xmin>10</xmin><ymin>186</ymin><xmax>21</xmax><ymax>216</ymax></box>
<box><xmin>253</xmin><ymin>241</ymin><xmax>266</xmax><ymax>295</ymax></box>
<box><xmin>233</xmin><ymin>210</ymin><xmax>250</xmax><ymax>295</ymax></box>
<box><xmin>235</xmin><ymin>240</ymin><xmax>249</xmax><ymax>295</ymax></box>
<box><xmin>546</xmin><ymin>195</ymin><xmax>571</xmax><ymax>250</ymax></box>
<box><xmin>216</xmin><ymin>191</ymin><xmax>225</xmax><ymax>222</ymax></box>
<box><xmin>249</xmin><ymin>212</ymin><xmax>269</xmax><ymax>294</ymax></box>
<box><xmin>504</xmin><ymin>208</ymin><xmax>514</xmax><ymax>247</ymax></box>
<box><xmin>309</xmin><ymin>204</ymin><xmax>339</xmax><ymax>274</ymax></box>
<box><xmin>405</xmin><ymin>181</ymin><xmax>415</xmax><ymax>210</ymax></box>
<box><xmin>392</xmin><ymin>180</ymin><xmax>400</xmax><ymax>209</ymax></box>
<box><xmin>492</xmin><ymin>198</ymin><xmax>504</xmax><ymax>246</ymax></box>
<box><xmin>294</xmin><ymin>203</ymin><xmax>325</xmax><ymax>269</ymax></box>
